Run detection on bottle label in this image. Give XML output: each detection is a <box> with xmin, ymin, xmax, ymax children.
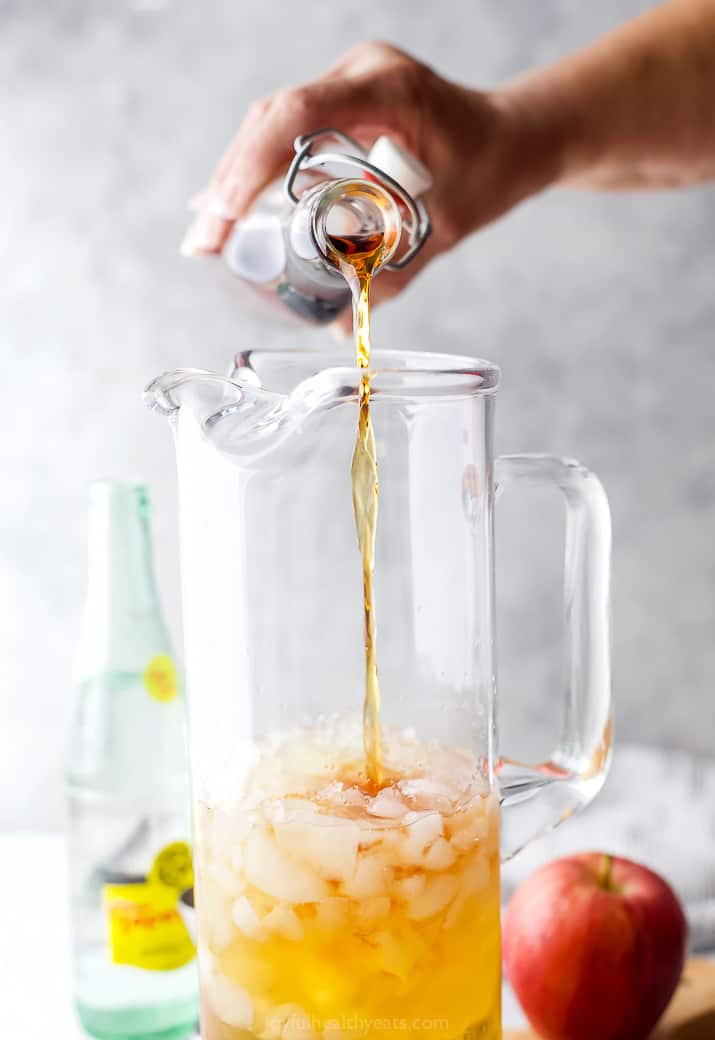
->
<box><xmin>103</xmin><ymin>841</ymin><xmax>195</xmax><ymax>971</ymax></box>
<box><xmin>144</xmin><ymin>654</ymin><xmax>179</xmax><ymax>702</ymax></box>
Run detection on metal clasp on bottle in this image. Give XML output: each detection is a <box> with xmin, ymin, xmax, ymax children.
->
<box><xmin>284</xmin><ymin>129</ymin><xmax>431</xmax><ymax>270</ymax></box>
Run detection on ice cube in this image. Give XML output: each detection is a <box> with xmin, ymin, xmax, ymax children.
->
<box><xmin>423</xmin><ymin>837</ymin><xmax>457</xmax><ymax>871</ymax></box>
<box><xmin>262</xmin><ymin>1003</ymin><xmax>315</xmax><ymax>1040</ymax></box>
<box><xmin>341</xmin><ymin>851</ymin><xmax>392</xmax><ymax>898</ymax></box>
<box><xmin>376</xmin><ymin>825</ymin><xmax>402</xmax><ymax>853</ymax></box>
<box><xmin>266</xmin><ymin>798</ymin><xmax>320</xmax><ymax>826</ymax></box>
<box><xmin>448</xmin><ymin>804</ymin><xmax>489</xmax><ymax>851</ymax></box>
<box><xmin>443</xmin><ymin>890</ymin><xmax>469</xmax><ymax>931</ymax></box>
<box><xmin>338</xmin><ymin>786</ymin><xmax>368</xmax><ymax>808</ymax></box>
<box><xmin>316</xmin><ymin>781</ymin><xmax>345</xmax><ymax>802</ymax></box>
<box><xmin>206</xmin><ymin>807</ymin><xmax>251</xmax><ymax>861</ymax></box>
<box><xmin>393</xmin><ymin>873</ymin><xmax>425</xmax><ymax>902</ymax></box>
<box><xmin>197</xmin><ymin>884</ymin><xmax>235</xmax><ymax>951</ymax></box>
<box><xmin>230</xmin><ymin>844</ymin><xmax>243</xmax><ymax>873</ymax></box>
<box><xmin>460</xmin><ymin>850</ymin><xmax>491</xmax><ymax>895</ymax></box>
<box><xmin>406</xmin><ymin>874</ymin><xmax>458</xmax><ymax>921</ymax></box>
<box><xmin>207</xmin><ymin>860</ymin><xmax>244</xmax><ymax>899</ymax></box>
<box><xmin>273</xmin><ymin>815</ymin><xmax>360</xmax><ymax>883</ymax></box>
<box><xmin>244</xmin><ymin>826</ymin><xmax>330</xmax><ymax>903</ymax></box>
<box><xmin>281</xmin><ymin>738</ymin><xmax>335</xmax><ymax>787</ymax></box>
<box><xmin>262</xmin><ymin>904</ymin><xmax>304</xmax><ymax>941</ymax></box>
<box><xmin>282</xmin><ymin>1007</ymin><xmax>319</xmax><ymax>1040</ymax></box>
<box><xmin>398</xmin><ymin>778</ymin><xmax>456</xmax><ymax>811</ymax></box>
<box><xmin>427</xmin><ymin>744</ymin><xmax>480</xmax><ymax>794</ymax></box>
<box><xmin>404</xmin><ymin>811</ymin><xmax>444</xmax><ymax>846</ymax></box>
<box><xmin>314</xmin><ymin>895</ymin><xmax>350</xmax><ymax>932</ymax></box>
<box><xmin>205</xmin><ymin>968</ymin><xmax>254</xmax><ymax>1029</ymax></box>
<box><xmin>367</xmin><ymin>789</ymin><xmax>407</xmax><ymax>819</ymax></box>
<box><xmin>396</xmin><ymin>811</ymin><xmax>444</xmax><ymax>866</ymax></box>
<box><xmin>355</xmin><ymin>895</ymin><xmax>391</xmax><ymax>927</ymax></box>
<box><xmin>356</xmin><ymin>825</ymin><xmax>383</xmax><ymax>850</ymax></box>
<box><xmin>231</xmin><ymin>895</ymin><xmax>266</xmax><ymax>940</ymax></box>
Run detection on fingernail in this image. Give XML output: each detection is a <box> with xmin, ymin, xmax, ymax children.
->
<box><xmin>206</xmin><ymin>194</ymin><xmax>237</xmax><ymax>218</ymax></box>
<box><xmin>180</xmin><ymin>212</ymin><xmax>231</xmax><ymax>257</ymax></box>
<box><xmin>187</xmin><ymin>191</ymin><xmax>236</xmax><ymax>218</ymax></box>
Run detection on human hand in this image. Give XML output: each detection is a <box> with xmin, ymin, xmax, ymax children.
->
<box><xmin>182</xmin><ymin>42</ymin><xmax>559</xmax><ymax>331</ymax></box>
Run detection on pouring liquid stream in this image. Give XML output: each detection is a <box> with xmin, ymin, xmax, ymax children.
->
<box><xmin>327</xmin><ymin>230</ymin><xmax>387</xmax><ymax>790</ymax></box>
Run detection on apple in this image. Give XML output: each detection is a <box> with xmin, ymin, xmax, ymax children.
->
<box><xmin>503</xmin><ymin>853</ymin><xmax>688</xmax><ymax>1040</ymax></box>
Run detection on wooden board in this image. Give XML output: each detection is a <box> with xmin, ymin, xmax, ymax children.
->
<box><xmin>504</xmin><ymin>958</ymin><xmax>715</xmax><ymax>1040</ymax></box>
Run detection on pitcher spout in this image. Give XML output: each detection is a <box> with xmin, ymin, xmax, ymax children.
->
<box><xmin>145</xmin><ymin>350</ymin><xmax>500</xmax><ymax>462</ymax></box>
<box><xmin>144</xmin><ymin>368</ymin><xmax>261</xmax><ymax>420</ymax></box>
<box><xmin>144</xmin><ymin>361</ymin><xmax>358</xmax><ymax>462</ymax></box>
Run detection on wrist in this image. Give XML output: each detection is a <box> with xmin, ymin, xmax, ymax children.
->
<box><xmin>494</xmin><ymin>71</ymin><xmax>578</xmax><ymax>198</ymax></box>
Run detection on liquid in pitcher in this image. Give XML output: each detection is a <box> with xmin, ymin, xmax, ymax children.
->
<box><xmin>196</xmin><ymin>726</ymin><xmax>501</xmax><ymax>1040</ymax></box>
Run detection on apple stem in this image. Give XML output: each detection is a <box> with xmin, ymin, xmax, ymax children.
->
<box><xmin>599</xmin><ymin>854</ymin><xmax>614</xmax><ymax>890</ymax></box>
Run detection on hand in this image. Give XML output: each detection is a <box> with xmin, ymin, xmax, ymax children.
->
<box><xmin>182</xmin><ymin>42</ymin><xmax>558</xmax><ymax>331</ymax></box>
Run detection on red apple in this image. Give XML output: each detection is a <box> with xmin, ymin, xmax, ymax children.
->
<box><xmin>503</xmin><ymin>853</ymin><xmax>688</xmax><ymax>1040</ymax></box>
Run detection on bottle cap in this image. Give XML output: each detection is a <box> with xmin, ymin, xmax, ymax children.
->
<box><xmin>368</xmin><ymin>137</ymin><xmax>432</xmax><ymax>198</ymax></box>
<box><xmin>224</xmin><ymin>213</ymin><xmax>287</xmax><ymax>283</ymax></box>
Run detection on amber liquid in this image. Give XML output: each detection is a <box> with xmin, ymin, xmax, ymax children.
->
<box><xmin>327</xmin><ymin>231</ymin><xmax>387</xmax><ymax>789</ymax></box>
<box><xmin>197</xmin><ymin>768</ymin><xmax>502</xmax><ymax>1040</ymax></box>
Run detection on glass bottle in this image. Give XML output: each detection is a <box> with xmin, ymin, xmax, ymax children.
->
<box><xmin>66</xmin><ymin>482</ymin><xmax>198</xmax><ymax>1040</ymax></box>
<box><xmin>221</xmin><ymin>129</ymin><xmax>432</xmax><ymax>324</ymax></box>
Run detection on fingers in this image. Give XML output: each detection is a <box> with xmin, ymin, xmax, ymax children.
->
<box><xmin>181</xmin><ymin>98</ymin><xmax>293</xmax><ymax>256</ymax></box>
<box><xmin>183</xmin><ymin>77</ymin><xmax>401</xmax><ymax>255</ymax></box>
<box><xmin>182</xmin><ymin>47</ymin><xmax>426</xmax><ymax>257</ymax></box>
<box><xmin>320</xmin><ymin>40</ymin><xmax>415</xmax><ymax>82</ymax></box>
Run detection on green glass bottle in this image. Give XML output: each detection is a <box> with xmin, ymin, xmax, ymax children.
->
<box><xmin>66</xmin><ymin>482</ymin><xmax>198</xmax><ymax>1039</ymax></box>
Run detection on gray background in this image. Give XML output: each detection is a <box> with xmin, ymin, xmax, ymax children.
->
<box><xmin>3</xmin><ymin>0</ymin><xmax>714</xmax><ymax>829</ymax></box>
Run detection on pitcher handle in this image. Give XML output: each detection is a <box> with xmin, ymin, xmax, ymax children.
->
<box><xmin>495</xmin><ymin>454</ymin><xmax>612</xmax><ymax>861</ymax></box>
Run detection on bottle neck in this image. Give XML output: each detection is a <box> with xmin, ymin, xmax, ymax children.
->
<box><xmin>289</xmin><ymin>178</ymin><xmax>401</xmax><ymax>270</ymax></box>
<box><xmin>77</xmin><ymin>483</ymin><xmax>169</xmax><ymax>679</ymax></box>
<box><xmin>310</xmin><ymin>178</ymin><xmax>401</xmax><ymax>271</ymax></box>
<box><xmin>86</xmin><ymin>483</ymin><xmax>160</xmax><ymax>612</ymax></box>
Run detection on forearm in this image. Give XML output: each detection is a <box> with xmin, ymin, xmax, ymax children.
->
<box><xmin>503</xmin><ymin>0</ymin><xmax>715</xmax><ymax>191</ymax></box>
<box><xmin>185</xmin><ymin>19</ymin><xmax>715</xmax><ymax>277</ymax></box>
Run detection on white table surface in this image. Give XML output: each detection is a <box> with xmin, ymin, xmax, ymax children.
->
<box><xmin>4</xmin><ymin>833</ymin><xmax>526</xmax><ymax>1038</ymax></box>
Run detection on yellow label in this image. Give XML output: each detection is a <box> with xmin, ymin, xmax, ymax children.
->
<box><xmin>148</xmin><ymin>841</ymin><xmax>194</xmax><ymax>891</ymax></box>
<box><xmin>144</xmin><ymin>654</ymin><xmax>178</xmax><ymax>702</ymax></box>
<box><xmin>104</xmin><ymin>882</ymin><xmax>195</xmax><ymax>971</ymax></box>
<box><xmin>103</xmin><ymin>840</ymin><xmax>195</xmax><ymax>971</ymax></box>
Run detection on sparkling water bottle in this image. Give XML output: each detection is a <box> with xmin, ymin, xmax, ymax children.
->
<box><xmin>66</xmin><ymin>482</ymin><xmax>198</xmax><ymax>1040</ymax></box>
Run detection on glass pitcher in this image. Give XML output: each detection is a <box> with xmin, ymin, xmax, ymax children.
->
<box><xmin>145</xmin><ymin>348</ymin><xmax>611</xmax><ymax>1040</ymax></box>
